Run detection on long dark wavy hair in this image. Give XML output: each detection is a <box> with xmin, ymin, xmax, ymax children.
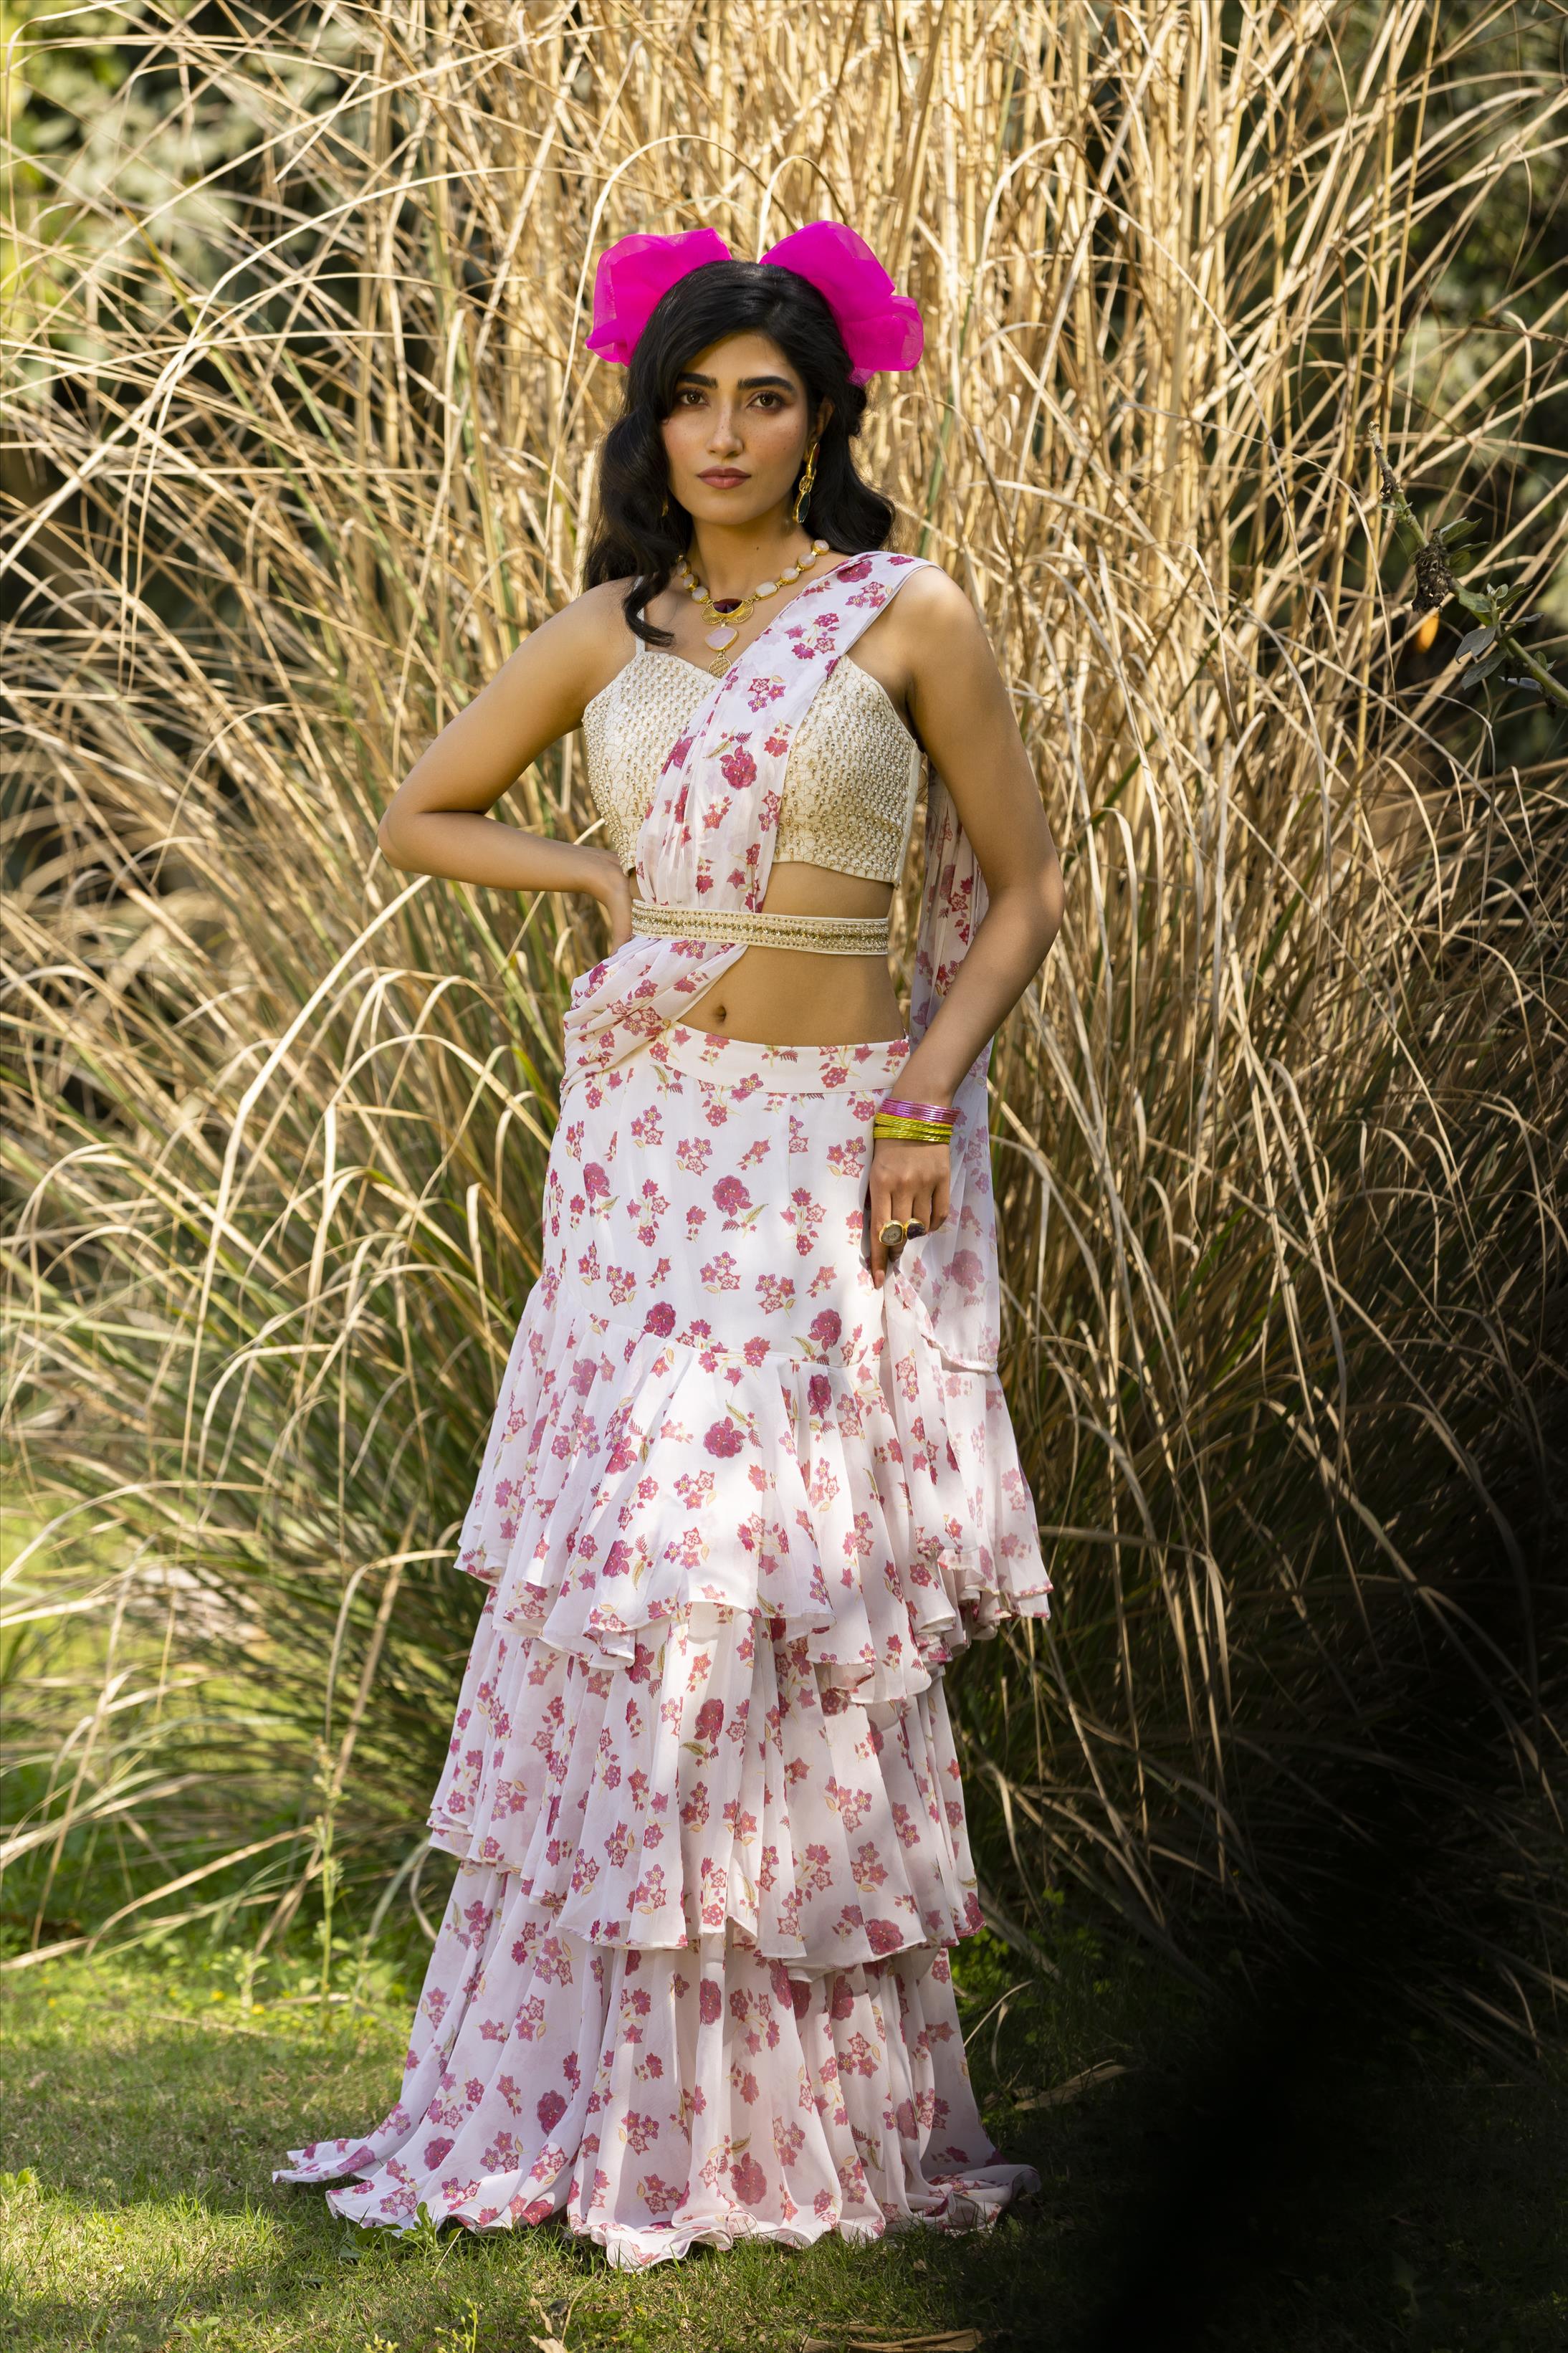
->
<box><xmin>584</xmin><ymin>259</ymin><xmax>897</xmax><ymax>647</ymax></box>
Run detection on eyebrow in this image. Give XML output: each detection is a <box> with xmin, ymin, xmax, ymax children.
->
<box><xmin>674</xmin><ymin>371</ymin><xmax>797</xmax><ymax>391</ymax></box>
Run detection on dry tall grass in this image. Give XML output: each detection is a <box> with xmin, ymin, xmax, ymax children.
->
<box><xmin>4</xmin><ymin>1</ymin><xmax>1565</xmax><ymax>2038</ymax></box>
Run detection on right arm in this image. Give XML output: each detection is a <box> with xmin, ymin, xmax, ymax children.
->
<box><xmin>377</xmin><ymin>581</ymin><xmax>634</xmax><ymax>949</ymax></box>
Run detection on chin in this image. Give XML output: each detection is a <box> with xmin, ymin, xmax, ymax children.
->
<box><xmin>682</xmin><ymin>490</ymin><xmax>782</xmax><ymax>524</ymax></box>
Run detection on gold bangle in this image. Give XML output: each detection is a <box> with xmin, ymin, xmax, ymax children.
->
<box><xmin>873</xmin><ymin>1119</ymin><xmax>953</xmax><ymax>1141</ymax></box>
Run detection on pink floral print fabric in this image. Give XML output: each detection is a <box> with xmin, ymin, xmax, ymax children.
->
<box><xmin>277</xmin><ymin>555</ymin><xmax>1051</xmax><ymax>2266</ymax></box>
<box><xmin>278</xmin><ymin>1028</ymin><xmax>1048</xmax><ymax>2263</ymax></box>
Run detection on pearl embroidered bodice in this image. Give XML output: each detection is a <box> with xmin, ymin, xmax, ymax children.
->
<box><xmin>581</xmin><ymin>639</ymin><xmax>923</xmax><ymax>885</ymax></box>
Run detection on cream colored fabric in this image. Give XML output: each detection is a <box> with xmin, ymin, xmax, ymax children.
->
<box><xmin>628</xmin><ymin>898</ymin><xmax>891</xmax><ymax>955</ymax></box>
<box><xmin>581</xmin><ymin>640</ymin><xmax>923</xmax><ymax>884</ymax></box>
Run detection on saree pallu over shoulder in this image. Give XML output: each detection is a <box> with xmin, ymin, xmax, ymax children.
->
<box><xmin>276</xmin><ymin>553</ymin><xmax>1048</xmax><ymax>2266</ymax></box>
<box><xmin>563</xmin><ymin>551</ymin><xmax>1003</xmax><ymax>1376</ymax></box>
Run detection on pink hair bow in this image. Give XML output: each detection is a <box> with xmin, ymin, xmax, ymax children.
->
<box><xmin>585</xmin><ymin>221</ymin><xmax>923</xmax><ymax>384</ymax></box>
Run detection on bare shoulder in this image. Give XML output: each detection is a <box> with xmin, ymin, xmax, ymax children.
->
<box><xmin>888</xmin><ymin>561</ymin><xmax>993</xmax><ymax>664</ymax></box>
<box><xmin>499</xmin><ymin>576</ymin><xmax>639</xmax><ymax>719</ymax></box>
<box><xmin>881</xmin><ymin>560</ymin><xmax>998</xmax><ymax>701</ymax></box>
<box><xmin>533</xmin><ymin>576</ymin><xmax>637</xmax><ymax>662</ymax></box>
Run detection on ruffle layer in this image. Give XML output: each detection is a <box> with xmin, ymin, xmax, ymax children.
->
<box><xmin>277</xmin><ymin>1014</ymin><xmax>1047</xmax><ymax>2261</ymax></box>
<box><xmin>277</xmin><ymin>1872</ymin><xmax>1037</xmax><ymax>2267</ymax></box>
<box><xmin>452</xmin><ymin>1251</ymin><xmax>1048</xmax><ymax>1715</ymax></box>
<box><xmin>427</xmin><ymin>1597</ymin><xmax>983</xmax><ymax>1968</ymax></box>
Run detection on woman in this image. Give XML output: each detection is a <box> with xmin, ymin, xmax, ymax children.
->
<box><xmin>277</xmin><ymin>222</ymin><xmax>1065</xmax><ymax>2268</ymax></box>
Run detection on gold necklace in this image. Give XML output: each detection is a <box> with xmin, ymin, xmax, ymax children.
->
<box><xmin>675</xmin><ymin>535</ymin><xmax>831</xmax><ymax>674</ymax></box>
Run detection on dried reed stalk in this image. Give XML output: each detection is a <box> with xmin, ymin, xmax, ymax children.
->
<box><xmin>3</xmin><ymin>2</ymin><xmax>1564</xmax><ymax>2035</ymax></box>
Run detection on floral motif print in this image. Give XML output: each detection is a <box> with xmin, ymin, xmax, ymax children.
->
<box><xmin>276</xmin><ymin>555</ymin><xmax>1050</xmax><ymax>2266</ymax></box>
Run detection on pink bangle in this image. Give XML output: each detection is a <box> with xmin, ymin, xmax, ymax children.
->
<box><xmin>878</xmin><ymin>1096</ymin><xmax>954</xmax><ymax>1122</ymax></box>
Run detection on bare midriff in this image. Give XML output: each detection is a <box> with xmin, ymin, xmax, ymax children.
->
<box><xmin>626</xmin><ymin>859</ymin><xmax>906</xmax><ymax>1045</ymax></box>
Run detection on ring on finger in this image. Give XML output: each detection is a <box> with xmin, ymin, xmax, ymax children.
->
<box><xmin>878</xmin><ymin>1218</ymin><xmax>908</xmax><ymax>1250</ymax></box>
<box><xmin>904</xmin><ymin>1218</ymin><xmax>927</xmax><ymax>1239</ymax></box>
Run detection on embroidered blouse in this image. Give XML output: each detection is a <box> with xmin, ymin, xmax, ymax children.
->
<box><xmin>582</xmin><ymin>639</ymin><xmax>923</xmax><ymax>885</ymax></box>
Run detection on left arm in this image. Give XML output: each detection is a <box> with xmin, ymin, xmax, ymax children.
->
<box><xmin>866</xmin><ymin>565</ymin><xmax>1064</xmax><ymax>1285</ymax></box>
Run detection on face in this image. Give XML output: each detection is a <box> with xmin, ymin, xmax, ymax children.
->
<box><xmin>660</xmin><ymin>330</ymin><xmax>825</xmax><ymax>530</ymax></box>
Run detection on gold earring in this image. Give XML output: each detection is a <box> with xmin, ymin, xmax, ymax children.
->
<box><xmin>792</xmin><ymin>440</ymin><xmax>819</xmax><ymax>525</ymax></box>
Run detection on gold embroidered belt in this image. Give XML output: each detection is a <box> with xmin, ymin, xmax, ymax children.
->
<box><xmin>629</xmin><ymin>899</ymin><xmax>891</xmax><ymax>956</ymax></box>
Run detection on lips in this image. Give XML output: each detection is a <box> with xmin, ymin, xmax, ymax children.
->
<box><xmin>698</xmin><ymin>469</ymin><xmax>749</xmax><ymax>486</ymax></box>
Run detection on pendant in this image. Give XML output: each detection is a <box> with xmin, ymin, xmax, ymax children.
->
<box><xmin>704</xmin><ymin>624</ymin><xmax>739</xmax><ymax>651</ymax></box>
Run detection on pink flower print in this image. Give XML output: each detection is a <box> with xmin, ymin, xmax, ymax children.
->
<box><xmin>454</xmin><ymin>1896</ymin><xmax>492</xmax><ymax>1948</ymax></box>
<box><xmin>604</xmin><ymin>1820</ymin><xmax>634</xmax><ymax>1867</ymax></box>
<box><xmin>948</xmin><ymin>1246</ymin><xmax>985</xmax><ymax>1297</ymax></box>
<box><xmin>866</xmin><ymin>1916</ymin><xmax>904</xmax><ymax>1955</ymax></box>
<box><xmin>482</xmin><ymin>2127</ymin><xmax>522</xmax><ymax>2170</ymax></box>
<box><xmin>633</xmin><ymin>1863</ymin><xmax>667</xmax><ymax>1913</ymax></box>
<box><xmin>807</xmin><ymin>1372</ymin><xmax>833</xmax><ymax>1420</ymax></box>
<box><xmin>755</xmin><ymin>1271</ymin><xmax>795</xmax><ymax>1315</ymax></box>
<box><xmin>664</xmin><ymin>1524</ymin><xmax>708</xmax><ymax>1572</ymax></box>
<box><xmin>851</xmin><ymin>1841</ymin><xmax>888</xmax><ymax>1891</ymax></box>
<box><xmin>828</xmin><ymin>1778</ymin><xmax>873</xmax><ymax>1832</ymax></box>
<box><xmin>698</xmin><ymin>1977</ymin><xmax>723</xmax><ymax>2025</ymax></box>
<box><xmin>606</xmin><ymin>1262</ymin><xmax>637</xmax><ymax>1304</ymax></box>
<box><xmin>703</xmin><ymin>1419</ymin><xmax>744</xmax><ymax>1459</ymax></box>
<box><xmin>676</xmin><ymin>1135</ymin><xmax>713</xmax><ymax>1176</ymax></box>
<box><xmin>829</xmin><ymin>1975</ymin><xmax>856</xmax><ymax>2021</ymax></box>
<box><xmin>730</xmin><ymin>2150</ymin><xmax>769</xmax><ymax>2205</ymax></box>
<box><xmin>802</xmin><ymin>1842</ymin><xmax>834</xmax><ymax>1894</ymax></box>
<box><xmin>623</xmin><ymin>2110</ymin><xmax>659</xmax><ymax>2155</ymax></box>
<box><xmin>699</xmin><ymin>1857</ymin><xmax>729</xmax><ymax>1927</ymax></box>
<box><xmin>808</xmin><ymin>1309</ymin><xmax>842</xmax><ymax>1355</ymax></box>
<box><xmin>644</xmin><ymin>1301</ymin><xmax>676</xmax><ymax>1337</ymax></box>
<box><xmin>628</xmin><ymin>1105</ymin><xmax>664</xmax><ymax>1146</ymax></box>
<box><xmin>679</xmin><ymin>1781</ymin><xmax>710</xmax><ymax>1828</ymax></box>
<box><xmin>786</xmin><ymin>612</ymin><xmax>841</xmax><ymax>662</ymax></box>
<box><xmin>693</xmin><ymin>1696</ymin><xmax>725</xmax><ymax>1750</ymax></box>
<box><xmin>583</xmin><ymin>1162</ymin><xmax>610</xmax><ymax>1206</ymax></box>
<box><xmin>712</xmin><ymin>1174</ymin><xmax>754</xmax><ymax>1227</ymax></box>
<box><xmin>784</xmin><ymin>1188</ymin><xmax>825</xmax><ymax>1257</ymax></box>
<box><xmin>641</xmin><ymin>2170</ymin><xmax>682</xmax><ymax>2216</ymax></box>
<box><xmin>718</xmin><ymin>742</ymin><xmax>757</xmax><ymax>793</ymax></box>
<box><xmin>424</xmin><ymin>2136</ymin><xmax>454</xmax><ymax>2169</ymax></box>
<box><xmin>699</xmin><ymin>1249</ymin><xmax>740</xmax><ymax>1292</ymax></box>
<box><xmin>686</xmin><ymin>1205</ymin><xmax>707</xmax><ymax>1240</ymax></box>
<box><xmin>745</xmin><ymin>674</ymin><xmax>785</xmax><ymax>712</ymax></box>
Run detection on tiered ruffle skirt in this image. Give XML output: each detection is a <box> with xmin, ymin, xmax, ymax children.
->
<box><xmin>277</xmin><ymin>1021</ymin><xmax>1051</xmax><ymax>2266</ymax></box>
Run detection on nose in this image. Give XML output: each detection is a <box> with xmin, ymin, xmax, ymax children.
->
<box><xmin>705</xmin><ymin>403</ymin><xmax>744</xmax><ymax>454</ymax></box>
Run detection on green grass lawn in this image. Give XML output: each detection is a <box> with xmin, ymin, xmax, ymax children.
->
<box><xmin>0</xmin><ymin>1932</ymin><xmax>1563</xmax><ymax>2352</ymax></box>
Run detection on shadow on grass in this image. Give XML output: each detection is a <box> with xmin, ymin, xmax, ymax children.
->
<box><xmin>4</xmin><ymin>1947</ymin><xmax>1565</xmax><ymax>2352</ymax></box>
